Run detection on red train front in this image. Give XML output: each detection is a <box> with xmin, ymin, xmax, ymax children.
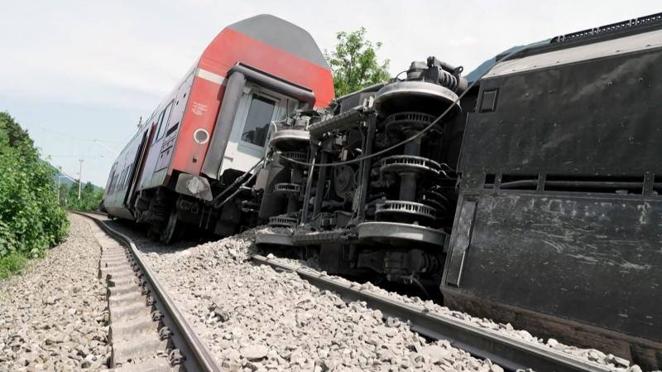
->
<box><xmin>102</xmin><ymin>14</ymin><xmax>334</xmax><ymax>242</ymax></box>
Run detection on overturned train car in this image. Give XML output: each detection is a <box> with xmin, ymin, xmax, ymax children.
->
<box><xmin>255</xmin><ymin>14</ymin><xmax>662</xmax><ymax>368</ymax></box>
<box><xmin>103</xmin><ymin>12</ymin><xmax>662</xmax><ymax>369</ymax></box>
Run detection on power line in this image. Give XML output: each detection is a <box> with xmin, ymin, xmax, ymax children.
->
<box><xmin>27</xmin><ymin>124</ymin><xmax>124</xmax><ymax>145</ymax></box>
<box><xmin>47</xmin><ymin>154</ymin><xmax>106</xmax><ymax>158</ymax></box>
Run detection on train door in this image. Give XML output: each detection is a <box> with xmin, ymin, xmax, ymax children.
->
<box><xmin>139</xmin><ymin>104</ymin><xmax>174</xmax><ymax>190</ymax></box>
<box><xmin>219</xmin><ymin>84</ymin><xmax>296</xmax><ymax>175</ymax></box>
<box><xmin>123</xmin><ymin>125</ymin><xmax>154</xmax><ymax>210</ymax></box>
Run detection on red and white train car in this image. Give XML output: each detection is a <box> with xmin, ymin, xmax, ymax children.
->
<box><xmin>102</xmin><ymin>15</ymin><xmax>334</xmax><ymax>241</ymax></box>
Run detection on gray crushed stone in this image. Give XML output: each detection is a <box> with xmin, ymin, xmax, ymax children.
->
<box><xmin>112</xmin><ymin>222</ymin><xmax>647</xmax><ymax>372</ymax></box>
<box><xmin>0</xmin><ymin>213</ymin><xmax>110</xmax><ymax>371</ymax></box>
<box><xmin>270</xmin><ymin>255</ymin><xmax>644</xmax><ymax>372</ymax></box>
<box><xmin>125</xmin><ymin>227</ymin><xmax>501</xmax><ymax>371</ymax></box>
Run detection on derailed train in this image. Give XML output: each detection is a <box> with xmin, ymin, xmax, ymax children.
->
<box><xmin>103</xmin><ymin>13</ymin><xmax>662</xmax><ymax>368</ymax></box>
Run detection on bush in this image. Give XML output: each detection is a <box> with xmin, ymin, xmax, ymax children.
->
<box><xmin>0</xmin><ymin>112</ymin><xmax>69</xmax><ymax>277</ymax></box>
<box><xmin>62</xmin><ymin>181</ymin><xmax>104</xmax><ymax>212</ymax></box>
<box><xmin>0</xmin><ymin>252</ymin><xmax>27</xmax><ymax>279</ymax></box>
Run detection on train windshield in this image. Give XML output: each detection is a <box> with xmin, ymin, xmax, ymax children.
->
<box><xmin>241</xmin><ymin>95</ymin><xmax>276</xmax><ymax>147</ymax></box>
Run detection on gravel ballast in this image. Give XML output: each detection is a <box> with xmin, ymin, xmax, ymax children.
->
<box><xmin>108</xmin><ymin>221</ymin><xmax>648</xmax><ymax>372</ymax></box>
<box><xmin>0</xmin><ymin>212</ymin><xmax>648</xmax><ymax>371</ymax></box>
<box><xmin>113</xmin><ymin>224</ymin><xmax>500</xmax><ymax>372</ymax></box>
<box><xmin>0</xmin><ymin>214</ymin><xmax>110</xmax><ymax>371</ymax></box>
<box><xmin>255</xmin><ymin>230</ymin><xmax>644</xmax><ymax>372</ymax></box>
<box><xmin>269</xmin><ymin>257</ymin><xmax>643</xmax><ymax>372</ymax></box>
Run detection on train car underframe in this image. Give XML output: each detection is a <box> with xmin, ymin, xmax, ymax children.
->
<box><xmin>256</xmin><ymin>57</ymin><xmax>469</xmax><ymax>292</ymax></box>
<box><xmin>132</xmin><ymin>169</ymin><xmax>261</xmax><ymax>243</ymax></box>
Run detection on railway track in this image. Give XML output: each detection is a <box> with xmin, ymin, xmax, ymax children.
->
<box><xmin>251</xmin><ymin>256</ymin><xmax>616</xmax><ymax>372</ymax></box>
<box><xmin>82</xmin><ymin>212</ymin><xmax>630</xmax><ymax>371</ymax></box>
<box><xmin>76</xmin><ymin>212</ymin><xmax>221</xmax><ymax>372</ymax></box>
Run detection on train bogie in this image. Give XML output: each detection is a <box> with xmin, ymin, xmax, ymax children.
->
<box><xmin>256</xmin><ymin>56</ymin><xmax>469</xmax><ymax>287</ymax></box>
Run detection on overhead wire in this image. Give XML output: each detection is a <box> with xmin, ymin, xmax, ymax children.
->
<box><xmin>28</xmin><ymin>124</ymin><xmax>123</xmax><ymax>145</ymax></box>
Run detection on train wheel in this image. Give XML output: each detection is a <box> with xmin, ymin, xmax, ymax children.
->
<box><xmin>160</xmin><ymin>210</ymin><xmax>180</xmax><ymax>244</ymax></box>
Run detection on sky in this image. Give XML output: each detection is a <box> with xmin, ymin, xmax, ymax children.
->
<box><xmin>0</xmin><ymin>1</ymin><xmax>659</xmax><ymax>186</ymax></box>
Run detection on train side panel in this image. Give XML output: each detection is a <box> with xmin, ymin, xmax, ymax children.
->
<box><xmin>102</xmin><ymin>125</ymin><xmax>151</xmax><ymax>219</ymax></box>
<box><xmin>167</xmin><ymin>70</ymin><xmax>226</xmax><ymax>178</ymax></box>
<box><xmin>138</xmin><ymin>68</ymin><xmax>195</xmax><ymax>191</ymax></box>
<box><xmin>442</xmin><ymin>26</ymin><xmax>662</xmax><ymax>367</ymax></box>
<box><xmin>131</xmin><ymin>15</ymin><xmax>334</xmax><ymax>195</ymax></box>
<box><xmin>168</xmin><ymin>21</ymin><xmax>334</xmax><ymax>181</ymax></box>
<box><xmin>105</xmin><ymin>14</ymin><xmax>334</xmax><ymax>235</ymax></box>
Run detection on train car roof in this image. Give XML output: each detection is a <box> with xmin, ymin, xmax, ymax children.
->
<box><xmin>197</xmin><ymin>13</ymin><xmax>334</xmax><ymax>107</ymax></box>
<box><xmin>228</xmin><ymin>14</ymin><xmax>329</xmax><ymax>69</ymax></box>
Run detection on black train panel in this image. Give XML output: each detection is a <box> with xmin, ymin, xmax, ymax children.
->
<box><xmin>443</xmin><ymin>15</ymin><xmax>662</xmax><ymax>369</ymax></box>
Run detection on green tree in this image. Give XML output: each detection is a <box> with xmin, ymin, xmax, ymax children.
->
<box><xmin>325</xmin><ymin>27</ymin><xmax>391</xmax><ymax>97</ymax></box>
<box><xmin>65</xmin><ymin>181</ymin><xmax>103</xmax><ymax>212</ymax></box>
<box><xmin>0</xmin><ymin>112</ymin><xmax>69</xmax><ymax>278</ymax></box>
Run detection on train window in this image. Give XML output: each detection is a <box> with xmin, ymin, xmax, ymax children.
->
<box><xmin>241</xmin><ymin>95</ymin><xmax>276</xmax><ymax>147</ymax></box>
<box><xmin>113</xmin><ymin>172</ymin><xmax>119</xmax><ymax>192</ymax></box>
<box><xmin>123</xmin><ymin>167</ymin><xmax>128</xmax><ymax>187</ymax></box>
<box><xmin>166</xmin><ymin>122</ymin><xmax>179</xmax><ymax>137</ymax></box>
<box><xmin>152</xmin><ymin>111</ymin><xmax>164</xmax><ymax>143</ymax></box>
<box><xmin>107</xmin><ymin>164</ymin><xmax>117</xmax><ymax>194</ymax></box>
<box><xmin>127</xmin><ymin>164</ymin><xmax>132</xmax><ymax>182</ymax></box>
<box><xmin>117</xmin><ymin>169</ymin><xmax>124</xmax><ymax>190</ymax></box>
<box><xmin>155</xmin><ymin>101</ymin><xmax>174</xmax><ymax>141</ymax></box>
<box><xmin>112</xmin><ymin>168</ymin><xmax>120</xmax><ymax>193</ymax></box>
<box><xmin>122</xmin><ymin>168</ymin><xmax>128</xmax><ymax>188</ymax></box>
<box><xmin>107</xmin><ymin>175</ymin><xmax>113</xmax><ymax>194</ymax></box>
<box><xmin>285</xmin><ymin>98</ymin><xmax>298</xmax><ymax>117</ymax></box>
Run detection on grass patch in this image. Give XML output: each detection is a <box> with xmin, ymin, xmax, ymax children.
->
<box><xmin>0</xmin><ymin>252</ymin><xmax>27</xmax><ymax>280</ymax></box>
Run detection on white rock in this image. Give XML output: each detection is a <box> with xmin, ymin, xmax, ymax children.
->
<box><xmin>0</xmin><ymin>214</ymin><xmax>111</xmax><ymax>371</ymax></box>
<box><xmin>241</xmin><ymin>344</ymin><xmax>269</xmax><ymax>361</ymax></box>
<box><xmin>129</xmin><ymin>220</ymin><xmax>644</xmax><ymax>372</ymax></box>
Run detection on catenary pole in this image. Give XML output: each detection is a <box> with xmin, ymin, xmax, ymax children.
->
<box><xmin>78</xmin><ymin>159</ymin><xmax>83</xmax><ymax>200</ymax></box>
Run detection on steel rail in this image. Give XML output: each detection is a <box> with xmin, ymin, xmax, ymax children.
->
<box><xmin>76</xmin><ymin>212</ymin><xmax>221</xmax><ymax>372</ymax></box>
<box><xmin>252</xmin><ymin>254</ymin><xmax>612</xmax><ymax>372</ymax></box>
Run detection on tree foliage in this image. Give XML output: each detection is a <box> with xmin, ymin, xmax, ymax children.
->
<box><xmin>0</xmin><ymin>112</ymin><xmax>69</xmax><ymax>277</ymax></box>
<box><xmin>325</xmin><ymin>27</ymin><xmax>391</xmax><ymax>97</ymax></box>
<box><xmin>59</xmin><ymin>181</ymin><xmax>104</xmax><ymax>212</ymax></box>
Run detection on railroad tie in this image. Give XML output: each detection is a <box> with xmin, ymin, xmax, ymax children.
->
<box><xmin>94</xmin><ymin>227</ymin><xmax>174</xmax><ymax>371</ymax></box>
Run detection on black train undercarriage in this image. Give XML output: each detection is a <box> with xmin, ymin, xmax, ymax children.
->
<box><xmin>257</xmin><ymin>57</ymin><xmax>468</xmax><ymax>290</ymax></box>
<box><xmin>255</xmin><ymin>14</ymin><xmax>662</xmax><ymax>369</ymax></box>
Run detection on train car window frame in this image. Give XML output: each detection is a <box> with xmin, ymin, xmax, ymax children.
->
<box><xmin>112</xmin><ymin>165</ymin><xmax>121</xmax><ymax>194</ymax></box>
<box><xmin>107</xmin><ymin>163</ymin><xmax>118</xmax><ymax>194</ymax></box>
<box><xmin>219</xmin><ymin>84</ymin><xmax>298</xmax><ymax>176</ymax></box>
<box><xmin>240</xmin><ymin>94</ymin><xmax>277</xmax><ymax>148</ymax></box>
<box><xmin>155</xmin><ymin>101</ymin><xmax>175</xmax><ymax>142</ymax></box>
<box><xmin>236</xmin><ymin>85</ymin><xmax>297</xmax><ymax>151</ymax></box>
<box><xmin>123</xmin><ymin>165</ymin><xmax>131</xmax><ymax>188</ymax></box>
